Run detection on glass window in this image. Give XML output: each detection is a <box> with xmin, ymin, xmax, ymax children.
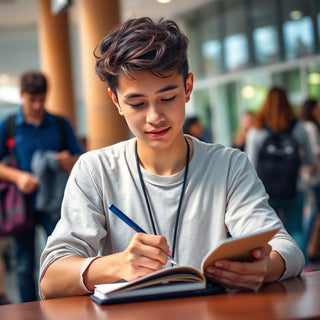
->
<box><xmin>318</xmin><ymin>13</ymin><xmax>320</xmax><ymax>43</ymax></box>
<box><xmin>282</xmin><ymin>0</ymin><xmax>314</xmax><ymax>59</ymax></box>
<box><xmin>224</xmin><ymin>0</ymin><xmax>249</xmax><ymax>71</ymax></box>
<box><xmin>307</xmin><ymin>61</ymin><xmax>320</xmax><ymax>101</ymax></box>
<box><xmin>241</xmin><ymin>73</ymin><xmax>269</xmax><ymax>112</ymax></box>
<box><xmin>224</xmin><ymin>34</ymin><xmax>248</xmax><ymax>71</ymax></box>
<box><xmin>186</xmin><ymin>3</ymin><xmax>223</xmax><ymax>78</ymax></box>
<box><xmin>201</xmin><ymin>38</ymin><xmax>223</xmax><ymax>76</ymax></box>
<box><xmin>0</xmin><ymin>74</ymin><xmax>20</xmax><ymax>120</ymax></box>
<box><xmin>250</xmin><ymin>0</ymin><xmax>279</xmax><ymax>64</ymax></box>
<box><xmin>272</xmin><ymin>69</ymin><xmax>302</xmax><ymax>110</ymax></box>
<box><xmin>216</xmin><ymin>82</ymin><xmax>238</xmax><ymax>146</ymax></box>
<box><xmin>317</xmin><ymin>1</ymin><xmax>320</xmax><ymax>46</ymax></box>
<box><xmin>192</xmin><ymin>89</ymin><xmax>213</xmax><ymax>142</ymax></box>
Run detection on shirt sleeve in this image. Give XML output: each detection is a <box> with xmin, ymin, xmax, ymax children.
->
<box><xmin>293</xmin><ymin>121</ymin><xmax>316</xmax><ymax>165</ymax></box>
<box><xmin>224</xmin><ymin>150</ymin><xmax>305</xmax><ymax>279</ymax></box>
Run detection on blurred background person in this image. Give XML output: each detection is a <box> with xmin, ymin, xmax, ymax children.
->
<box><xmin>183</xmin><ymin>116</ymin><xmax>210</xmax><ymax>142</ymax></box>
<box><xmin>0</xmin><ymin>71</ymin><xmax>84</xmax><ymax>302</ymax></box>
<box><xmin>232</xmin><ymin>110</ymin><xmax>255</xmax><ymax>151</ymax></box>
<box><xmin>0</xmin><ymin>239</ymin><xmax>10</xmax><ymax>305</ymax></box>
<box><xmin>299</xmin><ymin>99</ymin><xmax>320</xmax><ymax>269</ymax></box>
<box><xmin>246</xmin><ymin>87</ymin><xmax>315</xmax><ymax>261</ymax></box>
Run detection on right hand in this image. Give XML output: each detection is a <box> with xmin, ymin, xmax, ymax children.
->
<box><xmin>119</xmin><ymin>233</ymin><xmax>170</xmax><ymax>281</ymax></box>
<box><xmin>16</xmin><ymin>171</ymin><xmax>39</xmax><ymax>194</ymax></box>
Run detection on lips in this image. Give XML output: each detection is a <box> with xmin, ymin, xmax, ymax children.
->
<box><xmin>146</xmin><ymin>127</ymin><xmax>170</xmax><ymax>137</ymax></box>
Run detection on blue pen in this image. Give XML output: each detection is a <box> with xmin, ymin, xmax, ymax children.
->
<box><xmin>108</xmin><ymin>204</ymin><xmax>177</xmax><ymax>265</ymax></box>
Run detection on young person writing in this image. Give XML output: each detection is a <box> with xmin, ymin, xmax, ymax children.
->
<box><xmin>39</xmin><ymin>17</ymin><xmax>304</xmax><ymax>299</ymax></box>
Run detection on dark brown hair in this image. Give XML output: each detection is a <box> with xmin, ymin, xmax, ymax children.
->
<box><xmin>254</xmin><ymin>87</ymin><xmax>296</xmax><ymax>133</ymax></box>
<box><xmin>299</xmin><ymin>99</ymin><xmax>320</xmax><ymax>131</ymax></box>
<box><xmin>20</xmin><ymin>71</ymin><xmax>47</xmax><ymax>94</ymax></box>
<box><xmin>94</xmin><ymin>17</ymin><xmax>189</xmax><ymax>94</ymax></box>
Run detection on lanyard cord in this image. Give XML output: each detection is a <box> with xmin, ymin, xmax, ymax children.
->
<box><xmin>134</xmin><ymin>137</ymin><xmax>190</xmax><ymax>259</ymax></box>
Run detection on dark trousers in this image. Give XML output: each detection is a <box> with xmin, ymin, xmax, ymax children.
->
<box><xmin>14</xmin><ymin>211</ymin><xmax>59</xmax><ymax>302</ymax></box>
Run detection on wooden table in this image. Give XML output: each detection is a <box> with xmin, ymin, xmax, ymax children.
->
<box><xmin>1</xmin><ymin>271</ymin><xmax>319</xmax><ymax>320</ymax></box>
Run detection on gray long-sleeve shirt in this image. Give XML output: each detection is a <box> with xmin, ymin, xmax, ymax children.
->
<box><xmin>39</xmin><ymin>136</ymin><xmax>304</xmax><ymax>283</ymax></box>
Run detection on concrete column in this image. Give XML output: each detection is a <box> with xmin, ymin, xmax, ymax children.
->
<box><xmin>77</xmin><ymin>0</ymin><xmax>129</xmax><ymax>150</ymax></box>
<box><xmin>37</xmin><ymin>0</ymin><xmax>76</xmax><ymax>128</ymax></box>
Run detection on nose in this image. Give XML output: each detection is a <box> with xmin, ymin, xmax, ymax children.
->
<box><xmin>146</xmin><ymin>105</ymin><xmax>164</xmax><ymax>124</ymax></box>
<box><xmin>32</xmin><ymin>100</ymin><xmax>44</xmax><ymax>111</ymax></box>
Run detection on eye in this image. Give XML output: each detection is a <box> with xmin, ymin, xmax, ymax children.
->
<box><xmin>162</xmin><ymin>95</ymin><xmax>176</xmax><ymax>102</ymax></box>
<box><xmin>129</xmin><ymin>102</ymin><xmax>144</xmax><ymax>108</ymax></box>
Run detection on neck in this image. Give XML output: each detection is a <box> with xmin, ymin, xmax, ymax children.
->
<box><xmin>136</xmin><ymin>136</ymin><xmax>192</xmax><ymax>175</ymax></box>
<box><xmin>22</xmin><ymin>110</ymin><xmax>44</xmax><ymax>126</ymax></box>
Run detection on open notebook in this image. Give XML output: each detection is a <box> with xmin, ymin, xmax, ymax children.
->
<box><xmin>91</xmin><ymin>226</ymin><xmax>280</xmax><ymax>305</ymax></box>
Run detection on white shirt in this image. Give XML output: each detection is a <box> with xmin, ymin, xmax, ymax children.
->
<box><xmin>39</xmin><ymin>136</ymin><xmax>304</xmax><ymax>283</ymax></box>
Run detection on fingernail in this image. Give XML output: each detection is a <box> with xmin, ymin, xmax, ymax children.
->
<box><xmin>255</xmin><ymin>250</ymin><xmax>261</xmax><ymax>258</ymax></box>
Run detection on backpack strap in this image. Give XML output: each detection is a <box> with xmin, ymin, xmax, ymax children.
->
<box><xmin>288</xmin><ymin>119</ymin><xmax>298</xmax><ymax>133</ymax></box>
<box><xmin>5</xmin><ymin>114</ymin><xmax>17</xmax><ymax>157</ymax></box>
<box><xmin>55</xmin><ymin>115</ymin><xmax>68</xmax><ymax>151</ymax></box>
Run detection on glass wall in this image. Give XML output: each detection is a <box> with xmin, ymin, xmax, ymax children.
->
<box><xmin>307</xmin><ymin>61</ymin><xmax>320</xmax><ymax>101</ymax></box>
<box><xmin>272</xmin><ymin>69</ymin><xmax>302</xmax><ymax>109</ymax></box>
<box><xmin>215</xmin><ymin>82</ymin><xmax>238</xmax><ymax>145</ymax></box>
<box><xmin>223</xmin><ymin>0</ymin><xmax>249</xmax><ymax>72</ymax></box>
<box><xmin>282</xmin><ymin>0</ymin><xmax>314</xmax><ymax>60</ymax></box>
<box><xmin>183</xmin><ymin>0</ymin><xmax>320</xmax><ymax>146</ymax></box>
<box><xmin>251</xmin><ymin>0</ymin><xmax>280</xmax><ymax>64</ymax></box>
<box><xmin>191</xmin><ymin>89</ymin><xmax>213</xmax><ymax>142</ymax></box>
<box><xmin>186</xmin><ymin>3</ymin><xmax>223</xmax><ymax>79</ymax></box>
<box><xmin>241</xmin><ymin>73</ymin><xmax>270</xmax><ymax>112</ymax></box>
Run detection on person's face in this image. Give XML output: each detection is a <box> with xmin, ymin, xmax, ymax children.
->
<box><xmin>20</xmin><ymin>91</ymin><xmax>46</xmax><ymax>123</ymax></box>
<box><xmin>241</xmin><ymin>113</ymin><xmax>254</xmax><ymax>131</ymax></box>
<box><xmin>189</xmin><ymin>120</ymin><xmax>204</xmax><ymax>138</ymax></box>
<box><xmin>108</xmin><ymin>71</ymin><xmax>193</xmax><ymax>150</ymax></box>
<box><xmin>311</xmin><ymin>103</ymin><xmax>320</xmax><ymax>120</ymax></box>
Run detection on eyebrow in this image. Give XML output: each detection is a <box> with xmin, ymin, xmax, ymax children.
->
<box><xmin>124</xmin><ymin>84</ymin><xmax>179</xmax><ymax>99</ymax></box>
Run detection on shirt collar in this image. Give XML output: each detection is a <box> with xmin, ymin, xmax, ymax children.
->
<box><xmin>16</xmin><ymin>107</ymin><xmax>50</xmax><ymax>127</ymax></box>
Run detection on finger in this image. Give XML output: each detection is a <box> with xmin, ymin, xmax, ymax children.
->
<box><xmin>253</xmin><ymin>244</ymin><xmax>272</xmax><ymax>259</ymax></box>
<box><xmin>137</xmin><ymin>233</ymin><xmax>170</xmax><ymax>258</ymax></box>
<box><xmin>129</xmin><ymin>234</ymin><xmax>169</xmax><ymax>266</ymax></box>
<box><xmin>206</xmin><ymin>271</ymin><xmax>263</xmax><ymax>291</ymax></box>
<box><xmin>206</xmin><ymin>265</ymin><xmax>265</xmax><ymax>290</ymax></box>
<box><xmin>206</xmin><ymin>260</ymin><xmax>267</xmax><ymax>290</ymax></box>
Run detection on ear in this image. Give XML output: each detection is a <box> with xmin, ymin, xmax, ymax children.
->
<box><xmin>185</xmin><ymin>73</ymin><xmax>194</xmax><ymax>103</ymax></box>
<box><xmin>108</xmin><ymin>88</ymin><xmax>123</xmax><ymax>115</ymax></box>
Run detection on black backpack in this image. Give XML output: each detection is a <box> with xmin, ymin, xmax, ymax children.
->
<box><xmin>256</xmin><ymin>122</ymin><xmax>300</xmax><ymax>199</ymax></box>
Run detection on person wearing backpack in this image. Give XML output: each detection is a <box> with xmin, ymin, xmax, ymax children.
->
<box><xmin>299</xmin><ymin>99</ymin><xmax>320</xmax><ymax>268</ymax></box>
<box><xmin>246</xmin><ymin>87</ymin><xmax>315</xmax><ymax>261</ymax></box>
<box><xmin>0</xmin><ymin>71</ymin><xmax>84</xmax><ymax>302</ymax></box>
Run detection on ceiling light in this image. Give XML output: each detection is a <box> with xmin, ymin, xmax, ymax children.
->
<box><xmin>308</xmin><ymin>73</ymin><xmax>320</xmax><ymax>85</ymax></box>
<box><xmin>241</xmin><ymin>86</ymin><xmax>255</xmax><ymax>99</ymax></box>
<box><xmin>157</xmin><ymin>0</ymin><xmax>171</xmax><ymax>3</ymax></box>
<box><xmin>290</xmin><ymin>10</ymin><xmax>303</xmax><ymax>20</ymax></box>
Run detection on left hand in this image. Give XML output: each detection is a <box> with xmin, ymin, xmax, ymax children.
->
<box><xmin>205</xmin><ymin>244</ymin><xmax>272</xmax><ymax>291</ymax></box>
